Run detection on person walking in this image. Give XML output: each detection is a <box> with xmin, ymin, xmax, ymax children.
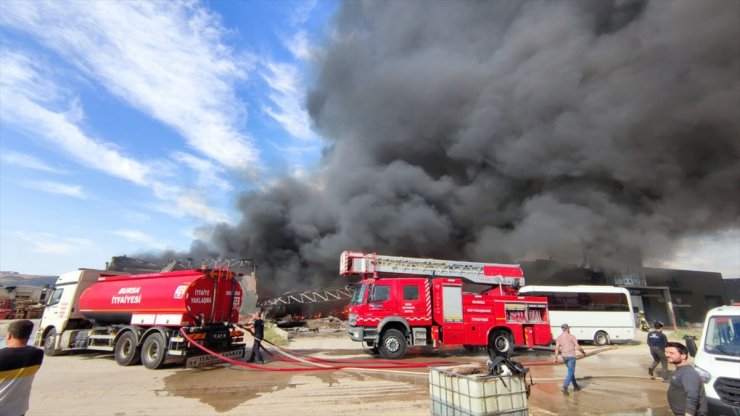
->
<box><xmin>554</xmin><ymin>323</ymin><xmax>586</xmax><ymax>395</ymax></box>
<box><xmin>0</xmin><ymin>319</ymin><xmax>45</xmax><ymax>416</ymax></box>
<box><xmin>665</xmin><ymin>341</ymin><xmax>708</xmax><ymax>416</ymax></box>
<box><xmin>647</xmin><ymin>321</ymin><xmax>669</xmax><ymax>381</ymax></box>
<box><xmin>245</xmin><ymin>312</ymin><xmax>265</xmax><ymax>364</ymax></box>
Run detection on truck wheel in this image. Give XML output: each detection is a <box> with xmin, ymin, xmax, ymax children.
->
<box><xmin>43</xmin><ymin>328</ymin><xmax>59</xmax><ymax>356</ymax></box>
<box><xmin>378</xmin><ymin>329</ymin><xmax>407</xmax><ymax>359</ymax></box>
<box><xmin>115</xmin><ymin>332</ymin><xmax>141</xmax><ymax>366</ymax></box>
<box><xmin>594</xmin><ymin>331</ymin><xmax>610</xmax><ymax>346</ymax></box>
<box><xmin>488</xmin><ymin>329</ymin><xmax>513</xmax><ymax>357</ymax></box>
<box><xmin>141</xmin><ymin>333</ymin><xmax>167</xmax><ymax>369</ymax></box>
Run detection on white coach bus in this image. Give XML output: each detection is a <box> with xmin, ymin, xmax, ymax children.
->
<box><xmin>518</xmin><ymin>285</ymin><xmax>636</xmax><ymax>345</ymax></box>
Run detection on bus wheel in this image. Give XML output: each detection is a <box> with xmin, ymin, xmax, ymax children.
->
<box><xmin>141</xmin><ymin>333</ymin><xmax>167</xmax><ymax>369</ymax></box>
<box><xmin>44</xmin><ymin>328</ymin><xmax>60</xmax><ymax>356</ymax></box>
<box><xmin>379</xmin><ymin>329</ymin><xmax>406</xmax><ymax>359</ymax></box>
<box><xmin>115</xmin><ymin>332</ymin><xmax>141</xmax><ymax>366</ymax></box>
<box><xmin>594</xmin><ymin>331</ymin><xmax>610</xmax><ymax>346</ymax></box>
<box><xmin>488</xmin><ymin>329</ymin><xmax>513</xmax><ymax>357</ymax></box>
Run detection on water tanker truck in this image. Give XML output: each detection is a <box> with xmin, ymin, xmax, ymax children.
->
<box><xmin>35</xmin><ymin>267</ymin><xmax>245</xmax><ymax>369</ymax></box>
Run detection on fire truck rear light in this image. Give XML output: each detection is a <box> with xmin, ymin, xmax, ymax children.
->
<box><xmin>191</xmin><ymin>333</ymin><xmax>206</xmax><ymax>340</ymax></box>
<box><xmin>230</xmin><ymin>330</ymin><xmax>243</xmax><ymax>337</ymax></box>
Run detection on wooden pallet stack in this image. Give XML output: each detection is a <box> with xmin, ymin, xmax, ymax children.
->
<box><xmin>26</xmin><ymin>305</ymin><xmax>45</xmax><ymax>319</ymax></box>
<box><xmin>13</xmin><ymin>296</ymin><xmax>33</xmax><ymax>319</ymax></box>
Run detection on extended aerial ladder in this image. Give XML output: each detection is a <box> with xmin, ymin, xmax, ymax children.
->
<box><xmin>339</xmin><ymin>250</ymin><xmax>525</xmax><ymax>287</ymax></box>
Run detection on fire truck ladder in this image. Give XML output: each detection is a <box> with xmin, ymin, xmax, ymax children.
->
<box><xmin>339</xmin><ymin>251</ymin><xmax>525</xmax><ymax>286</ymax></box>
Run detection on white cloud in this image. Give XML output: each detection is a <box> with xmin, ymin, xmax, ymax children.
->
<box><xmin>14</xmin><ymin>232</ymin><xmax>94</xmax><ymax>255</ymax></box>
<box><xmin>149</xmin><ymin>183</ymin><xmax>231</xmax><ymax>224</ymax></box>
<box><xmin>261</xmin><ymin>61</ymin><xmax>316</xmax><ymax>140</ymax></box>
<box><xmin>122</xmin><ymin>211</ymin><xmax>152</xmax><ymax>224</ymax></box>
<box><xmin>289</xmin><ymin>0</ymin><xmax>317</xmax><ymax>26</ymax></box>
<box><xmin>0</xmin><ymin>0</ymin><xmax>260</xmax><ymax>173</ymax></box>
<box><xmin>0</xmin><ymin>150</ymin><xmax>65</xmax><ymax>173</ymax></box>
<box><xmin>24</xmin><ymin>181</ymin><xmax>87</xmax><ymax>199</ymax></box>
<box><xmin>286</xmin><ymin>30</ymin><xmax>314</xmax><ymax>61</ymax></box>
<box><xmin>1</xmin><ymin>49</ymin><xmax>234</xmax><ymax>224</ymax></box>
<box><xmin>113</xmin><ymin>229</ymin><xmax>168</xmax><ymax>250</ymax></box>
<box><xmin>172</xmin><ymin>152</ymin><xmax>232</xmax><ymax>191</ymax></box>
<box><xmin>0</xmin><ymin>51</ymin><xmax>153</xmax><ymax>185</ymax></box>
<box><xmin>649</xmin><ymin>230</ymin><xmax>740</xmax><ymax>279</ymax></box>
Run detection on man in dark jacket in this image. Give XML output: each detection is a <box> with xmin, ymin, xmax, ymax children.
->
<box><xmin>647</xmin><ymin>321</ymin><xmax>669</xmax><ymax>381</ymax></box>
<box><xmin>665</xmin><ymin>342</ymin><xmax>707</xmax><ymax>416</ymax></box>
<box><xmin>245</xmin><ymin>312</ymin><xmax>265</xmax><ymax>364</ymax></box>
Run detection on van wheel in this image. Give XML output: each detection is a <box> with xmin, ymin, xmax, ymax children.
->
<box><xmin>379</xmin><ymin>329</ymin><xmax>407</xmax><ymax>359</ymax></box>
<box><xmin>594</xmin><ymin>331</ymin><xmax>610</xmax><ymax>346</ymax></box>
<box><xmin>43</xmin><ymin>328</ymin><xmax>59</xmax><ymax>356</ymax></box>
<box><xmin>115</xmin><ymin>332</ymin><xmax>141</xmax><ymax>366</ymax></box>
<box><xmin>141</xmin><ymin>333</ymin><xmax>167</xmax><ymax>369</ymax></box>
<box><xmin>488</xmin><ymin>329</ymin><xmax>513</xmax><ymax>357</ymax></box>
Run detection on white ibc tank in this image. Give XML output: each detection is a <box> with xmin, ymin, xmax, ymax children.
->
<box><xmin>429</xmin><ymin>366</ymin><xmax>528</xmax><ymax>416</ymax></box>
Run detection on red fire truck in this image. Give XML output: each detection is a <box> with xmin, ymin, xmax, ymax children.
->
<box><xmin>341</xmin><ymin>251</ymin><xmax>552</xmax><ymax>359</ymax></box>
<box><xmin>35</xmin><ymin>267</ymin><xmax>245</xmax><ymax>369</ymax></box>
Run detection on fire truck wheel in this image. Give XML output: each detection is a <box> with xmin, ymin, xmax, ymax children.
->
<box><xmin>141</xmin><ymin>333</ymin><xmax>167</xmax><ymax>369</ymax></box>
<box><xmin>594</xmin><ymin>331</ymin><xmax>610</xmax><ymax>346</ymax></box>
<box><xmin>115</xmin><ymin>332</ymin><xmax>141</xmax><ymax>366</ymax></box>
<box><xmin>488</xmin><ymin>329</ymin><xmax>513</xmax><ymax>356</ymax></box>
<box><xmin>379</xmin><ymin>329</ymin><xmax>407</xmax><ymax>359</ymax></box>
<box><xmin>43</xmin><ymin>328</ymin><xmax>59</xmax><ymax>356</ymax></box>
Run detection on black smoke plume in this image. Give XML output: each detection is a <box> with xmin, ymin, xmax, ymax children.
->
<box><xmin>156</xmin><ymin>1</ymin><xmax>740</xmax><ymax>296</ymax></box>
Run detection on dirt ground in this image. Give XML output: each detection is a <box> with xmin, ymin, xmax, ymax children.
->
<box><xmin>15</xmin><ymin>326</ymin><xmax>687</xmax><ymax>416</ymax></box>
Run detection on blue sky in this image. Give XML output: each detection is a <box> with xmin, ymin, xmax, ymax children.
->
<box><xmin>0</xmin><ymin>0</ymin><xmax>333</xmax><ymax>274</ymax></box>
<box><xmin>0</xmin><ymin>0</ymin><xmax>737</xmax><ymax>279</ymax></box>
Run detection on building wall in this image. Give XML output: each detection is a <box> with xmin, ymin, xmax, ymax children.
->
<box><xmin>643</xmin><ymin>268</ymin><xmax>728</xmax><ymax>324</ymax></box>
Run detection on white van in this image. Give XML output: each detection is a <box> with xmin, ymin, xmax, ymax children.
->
<box><xmin>692</xmin><ymin>305</ymin><xmax>740</xmax><ymax>415</ymax></box>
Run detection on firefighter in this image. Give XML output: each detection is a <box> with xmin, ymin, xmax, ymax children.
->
<box><xmin>245</xmin><ymin>312</ymin><xmax>265</xmax><ymax>364</ymax></box>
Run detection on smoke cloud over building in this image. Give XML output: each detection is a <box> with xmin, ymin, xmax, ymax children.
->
<box><xmin>167</xmin><ymin>1</ymin><xmax>740</xmax><ymax>295</ymax></box>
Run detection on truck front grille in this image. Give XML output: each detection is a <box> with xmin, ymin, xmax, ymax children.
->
<box><xmin>714</xmin><ymin>377</ymin><xmax>740</xmax><ymax>407</ymax></box>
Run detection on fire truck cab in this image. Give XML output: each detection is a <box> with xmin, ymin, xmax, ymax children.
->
<box><xmin>342</xmin><ymin>251</ymin><xmax>552</xmax><ymax>359</ymax></box>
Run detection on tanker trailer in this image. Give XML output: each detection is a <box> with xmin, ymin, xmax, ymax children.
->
<box><xmin>35</xmin><ymin>268</ymin><xmax>245</xmax><ymax>369</ymax></box>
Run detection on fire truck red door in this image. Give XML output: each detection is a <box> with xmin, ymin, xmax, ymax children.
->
<box><xmin>367</xmin><ymin>282</ymin><xmax>394</xmax><ymax>319</ymax></box>
<box><xmin>398</xmin><ymin>280</ymin><xmax>428</xmax><ymax>324</ymax></box>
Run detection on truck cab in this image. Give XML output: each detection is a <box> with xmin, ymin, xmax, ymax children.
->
<box><xmin>692</xmin><ymin>305</ymin><xmax>740</xmax><ymax>414</ymax></box>
<box><xmin>36</xmin><ymin>269</ymin><xmax>117</xmax><ymax>355</ymax></box>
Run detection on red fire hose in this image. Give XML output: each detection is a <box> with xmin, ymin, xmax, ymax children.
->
<box><xmin>180</xmin><ymin>328</ymin><xmax>450</xmax><ymax>371</ymax></box>
<box><xmin>180</xmin><ymin>328</ymin><xmax>616</xmax><ymax>371</ymax></box>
